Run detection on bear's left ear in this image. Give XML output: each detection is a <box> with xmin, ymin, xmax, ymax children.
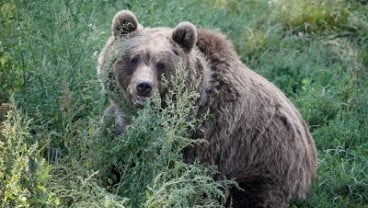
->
<box><xmin>172</xmin><ymin>22</ymin><xmax>197</xmax><ymax>53</ymax></box>
<box><xmin>112</xmin><ymin>10</ymin><xmax>142</xmax><ymax>37</ymax></box>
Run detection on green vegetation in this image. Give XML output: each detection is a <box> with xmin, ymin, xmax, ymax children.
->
<box><xmin>1</xmin><ymin>0</ymin><xmax>367</xmax><ymax>207</ymax></box>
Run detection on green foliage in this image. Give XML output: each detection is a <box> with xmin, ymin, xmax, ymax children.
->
<box><xmin>0</xmin><ymin>2</ymin><xmax>24</xmax><ymax>103</ymax></box>
<box><xmin>0</xmin><ymin>0</ymin><xmax>367</xmax><ymax>207</ymax></box>
<box><xmin>0</xmin><ymin>102</ymin><xmax>60</xmax><ymax>207</ymax></box>
<box><xmin>270</xmin><ymin>0</ymin><xmax>350</xmax><ymax>33</ymax></box>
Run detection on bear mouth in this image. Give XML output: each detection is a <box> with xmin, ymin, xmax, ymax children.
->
<box><xmin>132</xmin><ymin>95</ymin><xmax>148</xmax><ymax>107</ymax></box>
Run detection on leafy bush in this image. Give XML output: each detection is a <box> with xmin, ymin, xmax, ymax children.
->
<box><xmin>270</xmin><ymin>0</ymin><xmax>350</xmax><ymax>33</ymax></box>
<box><xmin>0</xmin><ymin>102</ymin><xmax>59</xmax><ymax>207</ymax></box>
<box><xmin>1</xmin><ymin>0</ymin><xmax>368</xmax><ymax>207</ymax></box>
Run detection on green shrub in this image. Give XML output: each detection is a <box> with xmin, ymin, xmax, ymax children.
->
<box><xmin>0</xmin><ymin>102</ymin><xmax>60</xmax><ymax>207</ymax></box>
<box><xmin>0</xmin><ymin>2</ymin><xmax>24</xmax><ymax>103</ymax></box>
<box><xmin>270</xmin><ymin>0</ymin><xmax>350</xmax><ymax>33</ymax></box>
<box><xmin>1</xmin><ymin>0</ymin><xmax>368</xmax><ymax>207</ymax></box>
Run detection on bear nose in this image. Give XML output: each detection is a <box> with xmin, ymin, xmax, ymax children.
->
<box><xmin>136</xmin><ymin>81</ymin><xmax>153</xmax><ymax>97</ymax></box>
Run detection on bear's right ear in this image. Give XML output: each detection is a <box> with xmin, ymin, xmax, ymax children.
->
<box><xmin>112</xmin><ymin>10</ymin><xmax>142</xmax><ymax>37</ymax></box>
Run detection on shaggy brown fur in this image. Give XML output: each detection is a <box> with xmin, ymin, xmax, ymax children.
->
<box><xmin>97</xmin><ymin>10</ymin><xmax>317</xmax><ymax>208</ymax></box>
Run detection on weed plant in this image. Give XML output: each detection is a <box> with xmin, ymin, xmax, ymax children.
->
<box><xmin>1</xmin><ymin>0</ymin><xmax>368</xmax><ymax>207</ymax></box>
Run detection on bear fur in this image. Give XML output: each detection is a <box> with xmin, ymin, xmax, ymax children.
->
<box><xmin>97</xmin><ymin>10</ymin><xmax>317</xmax><ymax>208</ymax></box>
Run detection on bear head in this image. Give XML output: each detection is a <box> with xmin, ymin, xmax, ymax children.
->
<box><xmin>101</xmin><ymin>10</ymin><xmax>202</xmax><ymax>108</ymax></box>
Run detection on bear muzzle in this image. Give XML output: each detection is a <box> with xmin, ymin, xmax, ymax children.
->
<box><xmin>130</xmin><ymin>80</ymin><xmax>154</xmax><ymax>107</ymax></box>
<box><xmin>132</xmin><ymin>95</ymin><xmax>148</xmax><ymax>106</ymax></box>
<box><xmin>136</xmin><ymin>80</ymin><xmax>153</xmax><ymax>97</ymax></box>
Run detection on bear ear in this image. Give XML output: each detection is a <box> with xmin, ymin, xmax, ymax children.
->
<box><xmin>112</xmin><ymin>10</ymin><xmax>142</xmax><ymax>37</ymax></box>
<box><xmin>172</xmin><ymin>22</ymin><xmax>197</xmax><ymax>53</ymax></box>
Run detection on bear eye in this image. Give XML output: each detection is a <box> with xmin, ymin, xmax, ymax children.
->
<box><xmin>156</xmin><ymin>62</ymin><xmax>165</xmax><ymax>71</ymax></box>
<box><xmin>130</xmin><ymin>56</ymin><xmax>139</xmax><ymax>64</ymax></box>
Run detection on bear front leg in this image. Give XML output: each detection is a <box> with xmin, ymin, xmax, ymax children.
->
<box><xmin>101</xmin><ymin>103</ymin><xmax>126</xmax><ymax>136</ymax></box>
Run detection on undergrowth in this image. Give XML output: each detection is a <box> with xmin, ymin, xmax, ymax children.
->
<box><xmin>1</xmin><ymin>0</ymin><xmax>368</xmax><ymax>207</ymax></box>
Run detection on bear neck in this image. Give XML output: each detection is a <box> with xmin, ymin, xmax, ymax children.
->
<box><xmin>187</xmin><ymin>47</ymin><xmax>213</xmax><ymax>117</ymax></box>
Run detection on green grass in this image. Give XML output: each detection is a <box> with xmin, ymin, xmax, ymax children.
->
<box><xmin>1</xmin><ymin>0</ymin><xmax>368</xmax><ymax>207</ymax></box>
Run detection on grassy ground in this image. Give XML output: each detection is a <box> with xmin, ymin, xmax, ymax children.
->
<box><xmin>1</xmin><ymin>0</ymin><xmax>368</xmax><ymax>207</ymax></box>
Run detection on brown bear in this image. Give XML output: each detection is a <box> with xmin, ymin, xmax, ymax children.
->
<box><xmin>97</xmin><ymin>10</ymin><xmax>317</xmax><ymax>208</ymax></box>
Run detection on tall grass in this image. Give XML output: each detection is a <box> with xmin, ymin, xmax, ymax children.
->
<box><xmin>1</xmin><ymin>0</ymin><xmax>368</xmax><ymax>207</ymax></box>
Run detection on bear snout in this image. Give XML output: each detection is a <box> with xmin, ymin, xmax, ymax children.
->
<box><xmin>136</xmin><ymin>80</ymin><xmax>153</xmax><ymax>97</ymax></box>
